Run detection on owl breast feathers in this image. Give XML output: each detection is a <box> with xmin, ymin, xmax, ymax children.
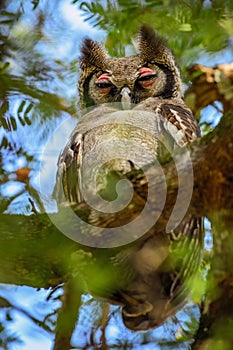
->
<box><xmin>53</xmin><ymin>25</ymin><xmax>203</xmax><ymax>331</ymax></box>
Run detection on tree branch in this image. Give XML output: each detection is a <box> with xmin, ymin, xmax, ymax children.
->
<box><xmin>185</xmin><ymin>62</ymin><xmax>233</xmax><ymax>114</ymax></box>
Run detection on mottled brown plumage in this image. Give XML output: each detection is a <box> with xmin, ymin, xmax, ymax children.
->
<box><xmin>78</xmin><ymin>24</ymin><xmax>183</xmax><ymax>109</ymax></box>
<box><xmin>54</xmin><ymin>25</ymin><xmax>203</xmax><ymax>331</ymax></box>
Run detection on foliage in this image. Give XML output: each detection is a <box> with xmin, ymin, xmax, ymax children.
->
<box><xmin>0</xmin><ymin>0</ymin><xmax>77</xmax><ymax>214</ymax></box>
<box><xmin>73</xmin><ymin>0</ymin><xmax>233</xmax><ymax>67</ymax></box>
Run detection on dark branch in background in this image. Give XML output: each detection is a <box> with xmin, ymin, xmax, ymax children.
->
<box><xmin>53</xmin><ymin>279</ymin><xmax>82</xmax><ymax>350</ymax></box>
<box><xmin>184</xmin><ymin>62</ymin><xmax>233</xmax><ymax>350</ymax></box>
<box><xmin>185</xmin><ymin>62</ymin><xmax>233</xmax><ymax>115</ymax></box>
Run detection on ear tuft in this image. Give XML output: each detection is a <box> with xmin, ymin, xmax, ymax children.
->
<box><xmin>80</xmin><ymin>38</ymin><xmax>108</xmax><ymax>69</ymax></box>
<box><xmin>138</xmin><ymin>25</ymin><xmax>168</xmax><ymax>63</ymax></box>
<box><xmin>138</xmin><ymin>25</ymin><xmax>183</xmax><ymax>98</ymax></box>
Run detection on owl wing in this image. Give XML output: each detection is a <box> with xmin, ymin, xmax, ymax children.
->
<box><xmin>53</xmin><ymin>127</ymin><xmax>84</xmax><ymax>206</ymax></box>
<box><xmin>159</xmin><ymin>102</ymin><xmax>200</xmax><ymax>146</ymax></box>
<box><xmin>53</xmin><ymin>105</ymin><xmax>122</xmax><ymax>207</ymax></box>
<box><xmin>135</xmin><ymin>98</ymin><xmax>200</xmax><ymax>152</ymax></box>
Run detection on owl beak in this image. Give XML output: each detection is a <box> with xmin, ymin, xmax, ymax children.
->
<box><xmin>120</xmin><ymin>87</ymin><xmax>132</xmax><ymax>110</ymax></box>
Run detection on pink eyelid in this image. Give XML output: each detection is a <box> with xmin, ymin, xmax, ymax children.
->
<box><xmin>139</xmin><ymin>67</ymin><xmax>154</xmax><ymax>75</ymax></box>
<box><xmin>97</xmin><ymin>73</ymin><xmax>110</xmax><ymax>81</ymax></box>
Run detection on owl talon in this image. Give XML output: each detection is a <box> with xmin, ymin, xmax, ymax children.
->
<box><xmin>123</xmin><ymin>300</ymin><xmax>153</xmax><ymax>317</ymax></box>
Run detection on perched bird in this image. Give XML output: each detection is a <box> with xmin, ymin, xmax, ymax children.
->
<box><xmin>54</xmin><ymin>25</ymin><xmax>203</xmax><ymax>331</ymax></box>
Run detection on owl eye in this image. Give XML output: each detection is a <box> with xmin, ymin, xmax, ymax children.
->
<box><xmin>95</xmin><ymin>73</ymin><xmax>113</xmax><ymax>94</ymax></box>
<box><xmin>137</xmin><ymin>67</ymin><xmax>157</xmax><ymax>88</ymax></box>
<box><xmin>96</xmin><ymin>81</ymin><xmax>112</xmax><ymax>88</ymax></box>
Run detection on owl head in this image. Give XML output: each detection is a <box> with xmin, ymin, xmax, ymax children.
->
<box><xmin>78</xmin><ymin>25</ymin><xmax>183</xmax><ymax>110</ymax></box>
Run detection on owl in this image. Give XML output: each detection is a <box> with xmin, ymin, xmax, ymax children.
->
<box><xmin>54</xmin><ymin>25</ymin><xmax>203</xmax><ymax>331</ymax></box>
